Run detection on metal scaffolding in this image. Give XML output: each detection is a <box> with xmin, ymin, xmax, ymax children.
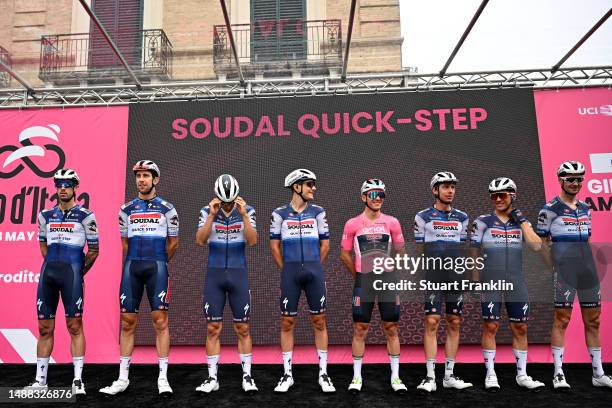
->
<box><xmin>0</xmin><ymin>2</ymin><xmax>610</xmax><ymax>108</ymax></box>
<box><xmin>0</xmin><ymin>65</ymin><xmax>610</xmax><ymax>108</ymax></box>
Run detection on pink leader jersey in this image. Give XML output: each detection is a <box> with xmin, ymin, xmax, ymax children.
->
<box><xmin>341</xmin><ymin>212</ymin><xmax>405</xmax><ymax>273</ymax></box>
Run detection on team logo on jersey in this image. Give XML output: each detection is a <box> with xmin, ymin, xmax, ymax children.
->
<box><xmin>49</xmin><ymin>223</ymin><xmax>75</xmax><ymax>233</ymax></box>
<box><xmin>287</xmin><ymin>220</ymin><xmax>315</xmax><ymax>230</ymax></box>
<box><xmin>129</xmin><ymin>213</ymin><xmax>161</xmax><ymax>224</ymax></box>
<box><xmin>169</xmin><ymin>215</ymin><xmax>179</xmax><ymax>227</ymax></box>
<box><xmin>87</xmin><ymin>220</ymin><xmax>97</xmax><ymax>233</ymax></box>
<box><xmin>432</xmin><ymin>221</ymin><xmax>459</xmax><ymax>230</ymax></box>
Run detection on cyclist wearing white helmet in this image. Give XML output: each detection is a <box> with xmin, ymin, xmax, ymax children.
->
<box><xmin>537</xmin><ymin>161</ymin><xmax>611</xmax><ymax>389</ymax></box>
<box><xmin>470</xmin><ymin>177</ymin><xmax>544</xmax><ymax>391</ymax></box>
<box><xmin>100</xmin><ymin>160</ymin><xmax>179</xmax><ymax>397</ymax></box>
<box><xmin>270</xmin><ymin>168</ymin><xmax>335</xmax><ymax>393</ymax></box>
<box><xmin>29</xmin><ymin>169</ymin><xmax>98</xmax><ymax>395</ymax></box>
<box><xmin>340</xmin><ymin>179</ymin><xmax>407</xmax><ymax>394</ymax></box>
<box><xmin>414</xmin><ymin>171</ymin><xmax>472</xmax><ymax>392</ymax></box>
<box><xmin>195</xmin><ymin>174</ymin><xmax>258</xmax><ymax>395</ymax></box>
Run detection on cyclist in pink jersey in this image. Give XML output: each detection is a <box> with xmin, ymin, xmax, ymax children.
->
<box><xmin>340</xmin><ymin>179</ymin><xmax>407</xmax><ymax>394</ymax></box>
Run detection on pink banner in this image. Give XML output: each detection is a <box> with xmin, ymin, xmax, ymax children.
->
<box><xmin>0</xmin><ymin>107</ymin><xmax>128</xmax><ymax>363</ymax></box>
<box><xmin>535</xmin><ymin>88</ymin><xmax>612</xmax><ymax>362</ymax></box>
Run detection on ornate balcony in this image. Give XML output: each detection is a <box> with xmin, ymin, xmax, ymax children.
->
<box><xmin>39</xmin><ymin>29</ymin><xmax>172</xmax><ymax>85</ymax></box>
<box><xmin>214</xmin><ymin>19</ymin><xmax>342</xmax><ymax>78</ymax></box>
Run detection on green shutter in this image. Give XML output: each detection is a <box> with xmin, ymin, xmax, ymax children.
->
<box><xmin>251</xmin><ymin>0</ymin><xmax>306</xmax><ymax>63</ymax></box>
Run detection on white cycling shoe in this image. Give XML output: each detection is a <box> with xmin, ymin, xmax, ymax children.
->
<box><xmin>99</xmin><ymin>379</ymin><xmax>129</xmax><ymax>395</ymax></box>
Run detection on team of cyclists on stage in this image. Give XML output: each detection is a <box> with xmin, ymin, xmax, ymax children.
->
<box><xmin>29</xmin><ymin>159</ymin><xmax>611</xmax><ymax>396</ymax></box>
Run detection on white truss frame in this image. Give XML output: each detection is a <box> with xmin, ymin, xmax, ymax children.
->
<box><xmin>1</xmin><ymin>65</ymin><xmax>610</xmax><ymax>108</ymax></box>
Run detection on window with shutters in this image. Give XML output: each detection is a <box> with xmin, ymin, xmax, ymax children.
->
<box><xmin>89</xmin><ymin>0</ymin><xmax>144</xmax><ymax>69</ymax></box>
<box><xmin>251</xmin><ymin>0</ymin><xmax>306</xmax><ymax>63</ymax></box>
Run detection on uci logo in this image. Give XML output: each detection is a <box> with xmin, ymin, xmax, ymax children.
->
<box><xmin>0</xmin><ymin>124</ymin><xmax>65</xmax><ymax>179</ymax></box>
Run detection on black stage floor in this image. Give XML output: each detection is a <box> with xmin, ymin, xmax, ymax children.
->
<box><xmin>1</xmin><ymin>363</ymin><xmax>611</xmax><ymax>407</ymax></box>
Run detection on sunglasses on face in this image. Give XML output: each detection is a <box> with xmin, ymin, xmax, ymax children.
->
<box><xmin>562</xmin><ymin>177</ymin><xmax>584</xmax><ymax>184</ymax></box>
<box><xmin>366</xmin><ymin>190</ymin><xmax>386</xmax><ymax>200</ymax></box>
<box><xmin>55</xmin><ymin>180</ymin><xmax>75</xmax><ymax>189</ymax></box>
<box><xmin>302</xmin><ymin>181</ymin><xmax>316</xmax><ymax>188</ymax></box>
<box><xmin>490</xmin><ymin>192</ymin><xmax>509</xmax><ymax>201</ymax></box>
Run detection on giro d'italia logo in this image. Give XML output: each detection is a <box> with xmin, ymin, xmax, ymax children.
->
<box><xmin>0</xmin><ymin>124</ymin><xmax>65</xmax><ymax>179</ymax></box>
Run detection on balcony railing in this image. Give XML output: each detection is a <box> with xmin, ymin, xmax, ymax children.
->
<box><xmin>214</xmin><ymin>19</ymin><xmax>342</xmax><ymax>77</ymax></box>
<box><xmin>0</xmin><ymin>45</ymin><xmax>12</xmax><ymax>88</ymax></box>
<box><xmin>39</xmin><ymin>29</ymin><xmax>172</xmax><ymax>84</ymax></box>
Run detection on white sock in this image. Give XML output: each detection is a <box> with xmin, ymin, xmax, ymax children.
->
<box><xmin>317</xmin><ymin>349</ymin><xmax>328</xmax><ymax>375</ymax></box>
<box><xmin>389</xmin><ymin>354</ymin><xmax>400</xmax><ymax>380</ymax></box>
<box><xmin>73</xmin><ymin>356</ymin><xmax>84</xmax><ymax>380</ymax></box>
<box><xmin>483</xmin><ymin>349</ymin><xmax>496</xmax><ymax>376</ymax></box>
<box><xmin>158</xmin><ymin>357</ymin><xmax>169</xmax><ymax>379</ymax></box>
<box><xmin>240</xmin><ymin>353</ymin><xmax>252</xmax><ymax>377</ymax></box>
<box><xmin>589</xmin><ymin>347</ymin><xmax>604</xmax><ymax>378</ymax></box>
<box><xmin>119</xmin><ymin>356</ymin><xmax>131</xmax><ymax>381</ymax></box>
<box><xmin>444</xmin><ymin>358</ymin><xmax>455</xmax><ymax>379</ymax></box>
<box><xmin>282</xmin><ymin>351</ymin><xmax>293</xmax><ymax>375</ymax></box>
<box><xmin>207</xmin><ymin>354</ymin><xmax>219</xmax><ymax>379</ymax></box>
<box><xmin>426</xmin><ymin>358</ymin><xmax>436</xmax><ymax>378</ymax></box>
<box><xmin>513</xmin><ymin>348</ymin><xmax>528</xmax><ymax>377</ymax></box>
<box><xmin>36</xmin><ymin>357</ymin><xmax>50</xmax><ymax>385</ymax></box>
<box><xmin>353</xmin><ymin>355</ymin><xmax>363</xmax><ymax>379</ymax></box>
<box><xmin>552</xmin><ymin>346</ymin><xmax>564</xmax><ymax>376</ymax></box>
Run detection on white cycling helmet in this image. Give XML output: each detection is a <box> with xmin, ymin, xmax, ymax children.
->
<box><xmin>133</xmin><ymin>160</ymin><xmax>160</xmax><ymax>178</ymax></box>
<box><xmin>488</xmin><ymin>177</ymin><xmax>517</xmax><ymax>193</ymax></box>
<box><xmin>430</xmin><ymin>171</ymin><xmax>458</xmax><ymax>189</ymax></box>
<box><xmin>214</xmin><ymin>174</ymin><xmax>239</xmax><ymax>202</ymax></box>
<box><xmin>284</xmin><ymin>168</ymin><xmax>316</xmax><ymax>188</ymax></box>
<box><xmin>557</xmin><ymin>161</ymin><xmax>585</xmax><ymax>177</ymax></box>
<box><xmin>361</xmin><ymin>178</ymin><xmax>386</xmax><ymax>194</ymax></box>
<box><xmin>53</xmin><ymin>168</ymin><xmax>80</xmax><ymax>185</ymax></box>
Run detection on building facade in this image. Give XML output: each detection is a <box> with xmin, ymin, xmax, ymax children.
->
<box><xmin>0</xmin><ymin>0</ymin><xmax>402</xmax><ymax>87</ymax></box>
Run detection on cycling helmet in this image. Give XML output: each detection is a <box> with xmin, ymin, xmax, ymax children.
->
<box><xmin>133</xmin><ymin>160</ymin><xmax>160</xmax><ymax>177</ymax></box>
<box><xmin>557</xmin><ymin>161</ymin><xmax>585</xmax><ymax>177</ymax></box>
<box><xmin>361</xmin><ymin>178</ymin><xmax>386</xmax><ymax>194</ymax></box>
<box><xmin>488</xmin><ymin>177</ymin><xmax>516</xmax><ymax>193</ymax></box>
<box><xmin>430</xmin><ymin>171</ymin><xmax>458</xmax><ymax>189</ymax></box>
<box><xmin>284</xmin><ymin>168</ymin><xmax>316</xmax><ymax>188</ymax></box>
<box><xmin>214</xmin><ymin>174</ymin><xmax>240</xmax><ymax>202</ymax></box>
<box><xmin>53</xmin><ymin>168</ymin><xmax>80</xmax><ymax>185</ymax></box>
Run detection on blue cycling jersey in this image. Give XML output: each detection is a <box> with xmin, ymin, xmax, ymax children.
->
<box><xmin>119</xmin><ymin>196</ymin><xmax>179</xmax><ymax>262</ymax></box>
<box><xmin>414</xmin><ymin>206</ymin><xmax>469</xmax><ymax>258</ymax></box>
<box><xmin>37</xmin><ymin>205</ymin><xmax>98</xmax><ymax>264</ymax></box>
<box><xmin>470</xmin><ymin>214</ymin><xmax>524</xmax><ymax>275</ymax></box>
<box><xmin>270</xmin><ymin>202</ymin><xmax>329</xmax><ymax>264</ymax></box>
<box><xmin>198</xmin><ymin>205</ymin><xmax>256</xmax><ymax>269</ymax></box>
<box><xmin>536</xmin><ymin>196</ymin><xmax>591</xmax><ymax>243</ymax></box>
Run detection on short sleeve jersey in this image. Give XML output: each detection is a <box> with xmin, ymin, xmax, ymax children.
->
<box><xmin>270</xmin><ymin>202</ymin><xmax>329</xmax><ymax>263</ymax></box>
<box><xmin>38</xmin><ymin>205</ymin><xmax>98</xmax><ymax>264</ymax></box>
<box><xmin>119</xmin><ymin>196</ymin><xmax>179</xmax><ymax>262</ymax></box>
<box><xmin>341</xmin><ymin>212</ymin><xmax>404</xmax><ymax>273</ymax></box>
<box><xmin>414</xmin><ymin>207</ymin><xmax>469</xmax><ymax>257</ymax></box>
<box><xmin>198</xmin><ymin>205</ymin><xmax>256</xmax><ymax>269</ymax></box>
